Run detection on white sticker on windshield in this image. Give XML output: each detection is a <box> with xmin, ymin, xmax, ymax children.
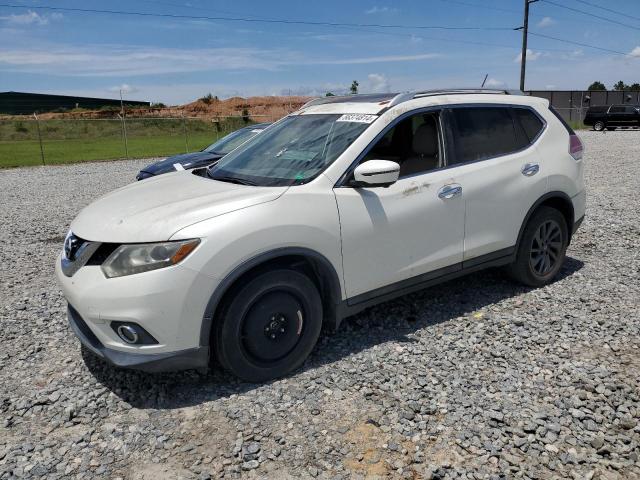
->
<box><xmin>173</xmin><ymin>163</ymin><xmax>185</xmax><ymax>171</ymax></box>
<box><xmin>336</xmin><ymin>114</ymin><xmax>378</xmax><ymax>124</ymax></box>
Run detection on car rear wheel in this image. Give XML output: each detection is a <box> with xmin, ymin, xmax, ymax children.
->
<box><xmin>593</xmin><ymin>121</ymin><xmax>605</xmax><ymax>131</ymax></box>
<box><xmin>214</xmin><ymin>269</ymin><xmax>322</xmax><ymax>382</ymax></box>
<box><xmin>508</xmin><ymin>206</ymin><xmax>568</xmax><ymax>287</ymax></box>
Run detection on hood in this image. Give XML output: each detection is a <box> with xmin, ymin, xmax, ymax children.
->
<box><xmin>71</xmin><ymin>171</ymin><xmax>287</xmax><ymax>243</ymax></box>
<box><xmin>141</xmin><ymin>151</ymin><xmax>223</xmax><ymax>175</ymax></box>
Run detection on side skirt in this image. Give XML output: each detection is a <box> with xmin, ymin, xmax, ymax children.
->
<box><xmin>335</xmin><ymin>247</ymin><xmax>515</xmax><ymax>324</ymax></box>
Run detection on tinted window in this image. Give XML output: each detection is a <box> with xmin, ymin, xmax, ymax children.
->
<box><xmin>626</xmin><ymin>106</ymin><xmax>639</xmax><ymax>113</ymax></box>
<box><xmin>609</xmin><ymin>106</ymin><xmax>625</xmax><ymax>113</ymax></box>
<box><xmin>363</xmin><ymin>112</ymin><xmax>441</xmax><ymax>178</ymax></box>
<box><xmin>449</xmin><ymin>107</ymin><xmax>518</xmax><ymax>164</ymax></box>
<box><xmin>514</xmin><ymin>108</ymin><xmax>544</xmax><ymax>142</ymax></box>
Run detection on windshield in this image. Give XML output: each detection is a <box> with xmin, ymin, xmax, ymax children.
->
<box><xmin>207</xmin><ymin>114</ymin><xmax>372</xmax><ymax>186</ymax></box>
<box><xmin>203</xmin><ymin>127</ymin><xmax>263</xmax><ymax>155</ymax></box>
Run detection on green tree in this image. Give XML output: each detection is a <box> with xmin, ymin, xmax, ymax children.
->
<box><xmin>200</xmin><ymin>93</ymin><xmax>214</xmax><ymax>104</ymax></box>
<box><xmin>350</xmin><ymin>80</ymin><xmax>359</xmax><ymax>95</ymax></box>
<box><xmin>613</xmin><ymin>80</ymin><xmax>629</xmax><ymax>91</ymax></box>
<box><xmin>630</xmin><ymin>83</ymin><xmax>640</xmax><ymax>91</ymax></box>
<box><xmin>242</xmin><ymin>108</ymin><xmax>250</xmax><ymax>123</ymax></box>
<box><xmin>587</xmin><ymin>81</ymin><xmax>606</xmax><ymax>91</ymax></box>
<box><xmin>325</xmin><ymin>92</ymin><xmax>335</xmax><ymax>96</ymax></box>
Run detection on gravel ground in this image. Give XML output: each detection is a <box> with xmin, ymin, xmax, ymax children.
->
<box><xmin>1</xmin><ymin>131</ymin><xmax>639</xmax><ymax>480</ymax></box>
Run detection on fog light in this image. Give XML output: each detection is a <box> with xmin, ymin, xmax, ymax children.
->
<box><xmin>110</xmin><ymin>321</ymin><xmax>159</xmax><ymax>345</ymax></box>
<box><xmin>116</xmin><ymin>325</ymin><xmax>139</xmax><ymax>344</ymax></box>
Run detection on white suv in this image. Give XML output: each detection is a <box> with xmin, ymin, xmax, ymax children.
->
<box><xmin>56</xmin><ymin>89</ymin><xmax>585</xmax><ymax>381</ymax></box>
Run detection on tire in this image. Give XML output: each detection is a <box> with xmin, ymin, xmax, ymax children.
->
<box><xmin>508</xmin><ymin>206</ymin><xmax>568</xmax><ymax>287</ymax></box>
<box><xmin>214</xmin><ymin>269</ymin><xmax>323</xmax><ymax>382</ymax></box>
<box><xmin>593</xmin><ymin>121</ymin><xmax>605</xmax><ymax>131</ymax></box>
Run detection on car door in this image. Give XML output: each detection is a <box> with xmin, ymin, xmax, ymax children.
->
<box><xmin>627</xmin><ymin>105</ymin><xmax>640</xmax><ymax>127</ymax></box>
<box><xmin>333</xmin><ymin>110</ymin><xmax>465</xmax><ymax>300</ymax></box>
<box><xmin>443</xmin><ymin>106</ymin><xmax>549</xmax><ymax>262</ymax></box>
<box><xmin>608</xmin><ymin>105</ymin><xmax>626</xmax><ymax>126</ymax></box>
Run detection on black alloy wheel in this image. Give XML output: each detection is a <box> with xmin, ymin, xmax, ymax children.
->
<box><xmin>508</xmin><ymin>206</ymin><xmax>568</xmax><ymax>287</ymax></box>
<box><xmin>529</xmin><ymin>219</ymin><xmax>563</xmax><ymax>276</ymax></box>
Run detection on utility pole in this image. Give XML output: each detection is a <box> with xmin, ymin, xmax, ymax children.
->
<box><xmin>516</xmin><ymin>0</ymin><xmax>538</xmax><ymax>92</ymax></box>
<box><xmin>119</xmin><ymin>89</ymin><xmax>129</xmax><ymax>158</ymax></box>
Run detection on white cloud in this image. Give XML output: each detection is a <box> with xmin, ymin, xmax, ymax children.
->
<box><xmin>318</xmin><ymin>53</ymin><xmax>441</xmax><ymax>65</ymax></box>
<box><xmin>484</xmin><ymin>78</ymin><xmax>507</xmax><ymax>89</ymax></box>
<box><xmin>629</xmin><ymin>46</ymin><xmax>640</xmax><ymax>57</ymax></box>
<box><xmin>513</xmin><ymin>49</ymin><xmax>543</xmax><ymax>63</ymax></box>
<box><xmin>536</xmin><ymin>16</ymin><xmax>555</xmax><ymax>28</ymax></box>
<box><xmin>0</xmin><ymin>10</ymin><xmax>62</xmax><ymax>26</ymax></box>
<box><xmin>0</xmin><ymin>44</ymin><xmax>442</xmax><ymax>77</ymax></box>
<box><xmin>365</xmin><ymin>6</ymin><xmax>397</xmax><ymax>14</ymax></box>
<box><xmin>108</xmin><ymin>84</ymin><xmax>139</xmax><ymax>94</ymax></box>
<box><xmin>367</xmin><ymin>73</ymin><xmax>391</xmax><ymax>93</ymax></box>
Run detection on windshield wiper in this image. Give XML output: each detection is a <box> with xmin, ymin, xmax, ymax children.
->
<box><xmin>209</xmin><ymin>173</ymin><xmax>257</xmax><ymax>186</ymax></box>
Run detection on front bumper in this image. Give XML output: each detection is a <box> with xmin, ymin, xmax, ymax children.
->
<box><xmin>55</xmin><ymin>250</ymin><xmax>219</xmax><ymax>371</ymax></box>
<box><xmin>68</xmin><ymin>304</ymin><xmax>208</xmax><ymax>372</ymax></box>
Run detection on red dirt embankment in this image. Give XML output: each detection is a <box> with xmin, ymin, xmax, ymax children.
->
<box><xmin>1</xmin><ymin>95</ymin><xmax>312</xmax><ymax>121</ymax></box>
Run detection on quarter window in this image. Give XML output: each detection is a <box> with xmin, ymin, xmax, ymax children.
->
<box><xmin>449</xmin><ymin>107</ymin><xmax>518</xmax><ymax>165</ymax></box>
<box><xmin>514</xmin><ymin>108</ymin><xmax>544</xmax><ymax>143</ymax></box>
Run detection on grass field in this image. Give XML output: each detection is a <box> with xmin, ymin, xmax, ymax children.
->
<box><xmin>0</xmin><ymin>117</ymin><xmax>252</xmax><ymax>168</ymax></box>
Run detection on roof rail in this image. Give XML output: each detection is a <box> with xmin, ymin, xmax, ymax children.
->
<box><xmin>301</xmin><ymin>88</ymin><xmax>524</xmax><ymax>110</ymax></box>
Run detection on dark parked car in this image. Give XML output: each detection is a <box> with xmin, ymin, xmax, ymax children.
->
<box><xmin>584</xmin><ymin>104</ymin><xmax>640</xmax><ymax>131</ymax></box>
<box><xmin>136</xmin><ymin>123</ymin><xmax>271</xmax><ymax>180</ymax></box>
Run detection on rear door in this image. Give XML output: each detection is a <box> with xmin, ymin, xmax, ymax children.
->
<box><xmin>442</xmin><ymin>105</ymin><xmax>549</xmax><ymax>261</ymax></box>
<box><xmin>608</xmin><ymin>105</ymin><xmax>627</xmax><ymax>126</ymax></box>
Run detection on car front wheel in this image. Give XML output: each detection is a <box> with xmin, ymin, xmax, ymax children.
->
<box><xmin>593</xmin><ymin>121</ymin><xmax>605</xmax><ymax>131</ymax></box>
<box><xmin>214</xmin><ymin>269</ymin><xmax>323</xmax><ymax>382</ymax></box>
<box><xmin>508</xmin><ymin>206</ymin><xmax>568</xmax><ymax>287</ymax></box>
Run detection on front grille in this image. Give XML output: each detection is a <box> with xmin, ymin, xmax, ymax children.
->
<box><xmin>86</xmin><ymin>243</ymin><xmax>119</xmax><ymax>266</ymax></box>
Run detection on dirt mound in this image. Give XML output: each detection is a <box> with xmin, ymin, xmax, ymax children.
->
<box><xmin>1</xmin><ymin>95</ymin><xmax>312</xmax><ymax>122</ymax></box>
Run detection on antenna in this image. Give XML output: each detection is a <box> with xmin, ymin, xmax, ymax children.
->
<box><xmin>481</xmin><ymin>74</ymin><xmax>488</xmax><ymax>88</ymax></box>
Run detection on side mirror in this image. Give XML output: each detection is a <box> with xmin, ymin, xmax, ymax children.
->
<box><xmin>351</xmin><ymin>160</ymin><xmax>400</xmax><ymax>188</ymax></box>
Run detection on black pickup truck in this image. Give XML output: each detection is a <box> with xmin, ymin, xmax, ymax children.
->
<box><xmin>584</xmin><ymin>104</ymin><xmax>640</xmax><ymax>131</ymax></box>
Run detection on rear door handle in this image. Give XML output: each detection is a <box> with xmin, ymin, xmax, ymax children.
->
<box><xmin>438</xmin><ymin>184</ymin><xmax>462</xmax><ymax>199</ymax></box>
<box><xmin>521</xmin><ymin>163</ymin><xmax>540</xmax><ymax>177</ymax></box>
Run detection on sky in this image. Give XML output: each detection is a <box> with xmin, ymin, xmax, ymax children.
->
<box><xmin>0</xmin><ymin>0</ymin><xmax>639</xmax><ymax>105</ymax></box>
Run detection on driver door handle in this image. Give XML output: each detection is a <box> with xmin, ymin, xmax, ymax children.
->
<box><xmin>438</xmin><ymin>184</ymin><xmax>462</xmax><ymax>199</ymax></box>
<box><xmin>521</xmin><ymin>163</ymin><xmax>540</xmax><ymax>177</ymax></box>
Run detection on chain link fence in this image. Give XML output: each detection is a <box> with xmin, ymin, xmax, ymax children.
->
<box><xmin>0</xmin><ymin>114</ymin><xmax>282</xmax><ymax>168</ymax></box>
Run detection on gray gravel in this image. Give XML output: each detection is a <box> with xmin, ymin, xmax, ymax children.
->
<box><xmin>1</xmin><ymin>131</ymin><xmax>639</xmax><ymax>479</ymax></box>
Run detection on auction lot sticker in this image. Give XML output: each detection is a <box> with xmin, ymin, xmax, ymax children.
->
<box><xmin>336</xmin><ymin>114</ymin><xmax>378</xmax><ymax>123</ymax></box>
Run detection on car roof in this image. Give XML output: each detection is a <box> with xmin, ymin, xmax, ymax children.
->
<box><xmin>241</xmin><ymin>122</ymin><xmax>271</xmax><ymax>130</ymax></box>
<box><xmin>299</xmin><ymin>89</ymin><xmax>544</xmax><ymax>115</ymax></box>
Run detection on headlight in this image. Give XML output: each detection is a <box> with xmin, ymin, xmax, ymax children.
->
<box><xmin>101</xmin><ymin>239</ymin><xmax>200</xmax><ymax>278</ymax></box>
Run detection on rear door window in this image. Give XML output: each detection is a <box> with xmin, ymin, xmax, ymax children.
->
<box><xmin>448</xmin><ymin>107</ymin><xmax>519</xmax><ymax>165</ymax></box>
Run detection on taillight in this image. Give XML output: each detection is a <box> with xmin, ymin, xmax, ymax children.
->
<box><xmin>569</xmin><ymin>134</ymin><xmax>583</xmax><ymax>161</ymax></box>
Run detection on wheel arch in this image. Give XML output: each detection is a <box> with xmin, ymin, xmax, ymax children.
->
<box><xmin>516</xmin><ymin>191</ymin><xmax>575</xmax><ymax>250</ymax></box>
<box><xmin>199</xmin><ymin>247</ymin><xmax>343</xmax><ymax>348</ymax></box>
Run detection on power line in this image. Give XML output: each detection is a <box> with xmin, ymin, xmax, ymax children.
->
<box><xmin>572</xmin><ymin>0</ymin><xmax>640</xmax><ymax>22</ymax></box>
<box><xmin>529</xmin><ymin>31</ymin><xmax>632</xmax><ymax>56</ymax></box>
<box><xmin>0</xmin><ymin>3</ymin><xmax>514</xmax><ymax>31</ymax></box>
<box><xmin>541</xmin><ymin>0</ymin><xmax>640</xmax><ymax>31</ymax></box>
